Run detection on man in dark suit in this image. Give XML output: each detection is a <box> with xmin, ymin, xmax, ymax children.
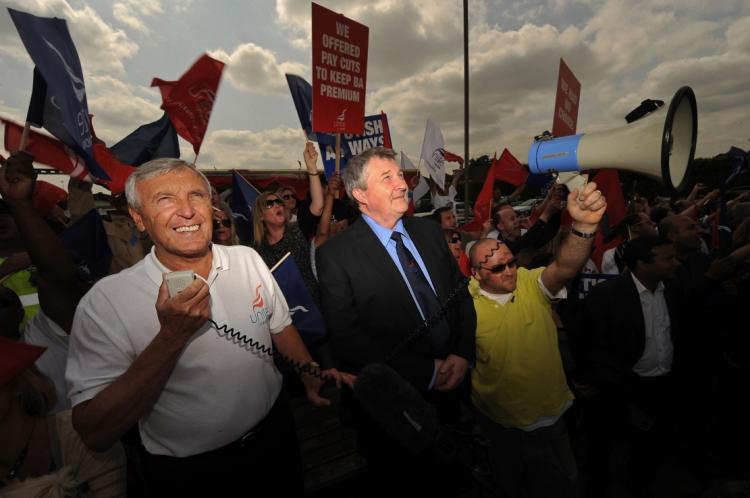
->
<box><xmin>584</xmin><ymin>235</ymin><xmax>682</xmax><ymax>497</ymax></box>
<box><xmin>316</xmin><ymin>146</ymin><xmax>476</xmax><ymax>493</ymax></box>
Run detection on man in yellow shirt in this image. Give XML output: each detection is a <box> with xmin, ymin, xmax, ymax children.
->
<box><xmin>469</xmin><ymin>179</ymin><xmax>606</xmax><ymax>498</ymax></box>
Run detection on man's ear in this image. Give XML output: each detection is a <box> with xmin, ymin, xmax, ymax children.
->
<box><xmin>128</xmin><ymin>206</ymin><xmax>146</xmax><ymax>232</ymax></box>
<box><xmin>471</xmin><ymin>265</ymin><xmax>481</xmax><ymax>282</ymax></box>
<box><xmin>352</xmin><ymin>188</ymin><xmax>367</xmax><ymax>207</ymax></box>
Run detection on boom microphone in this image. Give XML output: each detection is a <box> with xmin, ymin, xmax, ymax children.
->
<box><xmin>353</xmin><ymin>363</ymin><xmax>439</xmax><ymax>453</ymax></box>
<box><xmin>353</xmin><ymin>363</ymin><xmax>494</xmax><ymax>491</ymax></box>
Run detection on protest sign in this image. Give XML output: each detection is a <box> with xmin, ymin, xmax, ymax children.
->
<box><xmin>552</xmin><ymin>58</ymin><xmax>581</xmax><ymax>138</ymax></box>
<box><xmin>319</xmin><ymin>113</ymin><xmax>390</xmax><ymax>178</ymax></box>
<box><xmin>311</xmin><ymin>2</ymin><xmax>369</xmax><ymax>134</ymax></box>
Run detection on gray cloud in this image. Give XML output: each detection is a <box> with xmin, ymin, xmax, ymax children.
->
<box><xmin>112</xmin><ymin>0</ymin><xmax>163</xmax><ymax>33</ymax></box>
<box><xmin>196</xmin><ymin>127</ymin><xmax>311</xmax><ymax>170</ymax></box>
<box><xmin>209</xmin><ymin>43</ymin><xmax>307</xmax><ymax>96</ymax></box>
<box><xmin>0</xmin><ymin>0</ymin><xmax>139</xmax><ymax>76</ymax></box>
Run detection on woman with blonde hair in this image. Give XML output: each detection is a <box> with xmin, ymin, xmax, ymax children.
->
<box><xmin>253</xmin><ymin>190</ymin><xmax>319</xmax><ymax>302</ymax></box>
<box><xmin>252</xmin><ymin>143</ymin><xmax>324</xmax><ymax>302</ymax></box>
<box><xmin>212</xmin><ymin>201</ymin><xmax>240</xmax><ymax>246</ymax></box>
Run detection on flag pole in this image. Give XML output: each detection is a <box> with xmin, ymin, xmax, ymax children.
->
<box><xmin>462</xmin><ymin>0</ymin><xmax>470</xmax><ymax>226</ymax></box>
<box><xmin>335</xmin><ymin>134</ymin><xmax>341</xmax><ymax>174</ymax></box>
<box><xmin>270</xmin><ymin>251</ymin><xmax>292</xmax><ymax>272</ymax></box>
<box><xmin>18</xmin><ymin>122</ymin><xmax>31</xmax><ymax>152</ymax></box>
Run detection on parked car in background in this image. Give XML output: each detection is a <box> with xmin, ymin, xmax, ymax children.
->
<box><xmin>512</xmin><ymin>198</ymin><xmax>543</xmax><ymax>216</ymax></box>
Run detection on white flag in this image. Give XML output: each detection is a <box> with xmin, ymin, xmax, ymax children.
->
<box><xmin>412</xmin><ymin>176</ymin><xmax>430</xmax><ymax>204</ymax></box>
<box><xmin>400</xmin><ymin>151</ymin><xmax>416</xmax><ymax>170</ymax></box>
<box><xmin>419</xmin><ymin>119</ymin><xmax>446</xmax><ymax>190</ymax></box>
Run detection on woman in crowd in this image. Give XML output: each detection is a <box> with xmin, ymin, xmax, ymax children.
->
<box><xmin>279</xmin><ymin>186</ymin><xmax>300</xmax><ymax>224</ymax></box>
<box><xmin>443</xmin><ymin>228</ymin><xmax>471</xmax><ymax>277</ymax></box>
<box><xmin>212</xmin><ymin>202</ymin><xmax>239</xmax><ymax>246</ymax></box>
<box><xmin>253</xmin><ymin>191</ymin><xmax>319</xmax><ymax>301</ymax></box>
<box><xmin>252</xmin><ymin>142</ymin><xmax>324</xmax><ymax>300</ymax></box>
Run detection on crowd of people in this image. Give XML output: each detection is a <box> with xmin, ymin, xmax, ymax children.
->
<box><xmin>1</xmin><ymin>143</ymin><xmax>749</xmax><ymax>498</ymax></box>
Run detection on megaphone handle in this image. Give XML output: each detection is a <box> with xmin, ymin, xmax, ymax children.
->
<box><xmin>556</xmin><ymin>172</ymin><xmax>588</xmax><ymax>196</ymax></box>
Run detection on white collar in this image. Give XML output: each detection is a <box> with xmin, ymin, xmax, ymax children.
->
<box><xmin>143</xmin><ymin>244</ymin><xmax>228</xmax><ymax>288</ymax></box>
<box><xmin>631</xmin><ymin>272</ymin><xmax>664</xmax><ymax>295</ymax></box>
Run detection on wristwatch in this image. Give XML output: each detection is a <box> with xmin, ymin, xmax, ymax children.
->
<box><xmin>571</xmin><ymin>226</ymin><xmax>596</xmax><ymax>239</ymax></box>
<box><xmin>303</xmin><ymin>361</ymin><xmax>320</xmax><ymax>372</ymax></box>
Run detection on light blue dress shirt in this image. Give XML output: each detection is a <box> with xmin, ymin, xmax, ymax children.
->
<box><xmin>361</xmin><ymin>214</ymin><xmax>440</xmax><ymax>388</ymax></box>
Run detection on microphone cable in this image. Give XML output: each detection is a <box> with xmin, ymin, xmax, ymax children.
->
<box><xmin>207</xmin><ymin>318</ymin><xmax>327</xmax><ymax>381</ymax></box>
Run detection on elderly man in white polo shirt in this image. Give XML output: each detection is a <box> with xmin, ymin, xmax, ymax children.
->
<box><xmin>66</xmin><ymin>158</ymin><xmax>350</xmax><ymax>495</ymax></box>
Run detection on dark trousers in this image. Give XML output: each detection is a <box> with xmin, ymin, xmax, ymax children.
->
<box><xmin>475</xmin><ymin>410</ymin><xmax>578</xmax><ymax>498</ymax></box>
<box><xmin>140</xmin><ymin>393</ymin><xmax>304</xmax><ymax>497</ymax></box>
<box><xmin>585</xmin><ymin>373</ymin><xmax>678</xmax><ymax>498</ymax></box>
<box><xmin>345</xmin><ymin>386</ymin><xmax>471</xmax><ymax>497</ymax></box>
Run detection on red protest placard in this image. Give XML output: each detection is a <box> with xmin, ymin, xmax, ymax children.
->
<box><xmin>552</xmin><ymin>58</ymin><xmax>581</xmax><ymax>137</ymax></box>
<box><xmin>311</xmin><ymin>2</ymin><xmax>368</xmax><ymax>134</ymax></box>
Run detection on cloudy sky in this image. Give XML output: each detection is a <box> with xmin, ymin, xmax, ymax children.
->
<box><xmin>1</xmin><ymin>0</ymin><xmax>749</xmax><ymax>178</ymax></box>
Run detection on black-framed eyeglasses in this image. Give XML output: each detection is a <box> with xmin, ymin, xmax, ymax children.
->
<box><xmin>213</xmin><ymin>219</ymin><xmax>232</xmax><ymax>229</ymax></box>
<box><xmin>264</xmin><ymin>198</ymin><xmax>284</xmax><ymax>209</ymax></box>
<box><xmin>281</xmin><ymin>194</ymin><xmax>296</xmax><ymax>201</ymax></box>
<box><xmin>478</xmin><ymin>259</ymin><xmax>517</xmax><ymax>273</ymax></box>
<box><xmin>449</xmin><ymin>236</ymin><xmax>461</xmax><ymax>244</ymax></box>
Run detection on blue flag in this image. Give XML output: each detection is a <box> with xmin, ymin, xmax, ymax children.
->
<box><xmin>111</xmin><ymin>113</ymin><xmax>180</xmax><ymax>166</ymax></box>
<box><xmin>272</xmin><ymin>257</ymin><xmax>326</xmax><ymax>344</ymax></box>
<box><xmin>230</xmin><ymin>170</ymin><xmax>260</xmax><ymax>239</ymax></box>
<box><xmin>320</xmin><ymin>114</ymin><xmax>390</xmax><ymax>178</ymax></box>
<box><xmin>9</xmin><ymin>8</ymin><xmax>108</xmax><ymax>180</ymax></box>
<box><xmin>285</xmin><ymin>74</ymin><xmax>335</xmax><ymax>146</ymax></box>
<box><xmin>59</xmin><ymin>209</ymin><xmax>112</xmax><ymax>283</ymax></box>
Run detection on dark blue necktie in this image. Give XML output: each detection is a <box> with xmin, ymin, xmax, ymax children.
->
<box><xmin>390</xmin><ymin>232</ymin><xmax>450</xmax><ymax>350</ymax></box>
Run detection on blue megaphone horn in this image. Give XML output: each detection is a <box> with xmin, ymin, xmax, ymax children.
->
<box><xmin>528</xmin><ymin>87</ymin><xmax>697</xmax><ymax>192</ymax></box>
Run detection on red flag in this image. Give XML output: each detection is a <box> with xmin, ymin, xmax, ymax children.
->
<box><xmin>2</xmin><ymin>117</ymin><xmax>91</xmax><ymax>181</ymax></box>
<box><xmin>92</xmin><ymin>143</ymin><xmax>136</xmax><ymax>195</ymax></box>
<box><xmin>442</xmin><ymin>149</ymin><xmax>464</xmax><ymax>165</ymax></box>
<box><xmin>459</xmin><ymin>154</ymin><xmax>497</xmax><ymax>232</ymax></box>
<box><xmin>588</xmin><ymin>169</ymin><xmax>627</xmax><ymax>270</ymax></box>
<box><xmin>494</xmin><ymin>148</ymin><xmax>528</xmax><ymax>186</ymax></box>
<box><xmin>591</xmin><ymin>169</ymin><xmax>626</xmax><ymax>229</ymax></box>
<box><xmin>151</xmin><ymin>54</ymin><xmax>225</xmax><ymax>155</ymax></box>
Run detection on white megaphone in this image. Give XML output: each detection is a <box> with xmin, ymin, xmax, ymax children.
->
<box><xmin>528</xmin><ymin>86</ymin><xmax>697</xmax><ymax>192</ymax></box>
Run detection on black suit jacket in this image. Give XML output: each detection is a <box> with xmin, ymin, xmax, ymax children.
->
<box><xmin>584</xmin><ymin>271</ymin><xmax>682</xmax><ymax>389</ymax></box>
<box><xmin>316</xmin><ymin>216</ymin><xmax>476</xmax><ymax>391</ymax></box>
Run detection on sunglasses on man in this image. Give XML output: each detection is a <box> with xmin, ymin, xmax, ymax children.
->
<box><xmin>264</xmin><ymin>198</ymin><xmax>285</xmax><ymax>209</ymax></box>
<box><xmin>477</xmin><ymin>259</ymin><xmax>518</xmax><ymax>273</ymax></box>
<box><xmin>212</xmin><ymin>219</ymin><xmax>232</xmax><ymax>230</ymax></box>
<box><xmin>449</xmin><ymin>236</ymin><xmax>461</xmax><ymax>244</ymax></box>
<box><xmin>281</xmin><ymin>194</ymin><xmax>296</xmax><ymax>201</ymax></box>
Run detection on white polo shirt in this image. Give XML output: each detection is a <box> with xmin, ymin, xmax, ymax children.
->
<box><xmin>66</xmin><ymin>244</ymin><xmax>292</xmax><ymax>457</ymax></box>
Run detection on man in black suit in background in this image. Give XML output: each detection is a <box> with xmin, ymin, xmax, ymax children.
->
<box><xmin>316</xmin><ymin>147</ymin><xmax>476</xmax><ymax>493</ymax></box>
<box><xmin>584</xmin><ymin>235</ymin><xmax>682</xmax><ymax>497</ymax></box>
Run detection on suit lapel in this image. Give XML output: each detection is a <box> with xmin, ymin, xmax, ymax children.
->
<box><xmin>620</xmin><ymin>272</ymin><xmax>646</xmax><ymax>343</ymax></box>
<box><xmin>350</xmin><ymin>218</ymin><xmax>423</xmax><ymax>322</ymax></box>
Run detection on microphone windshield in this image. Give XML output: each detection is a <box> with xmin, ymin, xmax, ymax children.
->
<box><xmin>353</xmin><ymin>363</ymin><xmax>439</xmax><ymax>453</ymax></box>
